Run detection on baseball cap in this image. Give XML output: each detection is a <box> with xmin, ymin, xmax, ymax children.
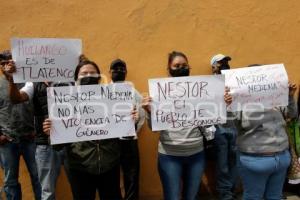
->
<box><xmin>110</xmin><ymin>59</ymin><xmax>127</xmax><ymax>70</ymax></box>
<box><xmin>0</xmin><ymin>50</ymin><xmax>12</xmax><ymax>61</ymax></box>
<box><xmin>210</xmin><ymin>54</ymin><xmax>231</xmax><ymax>67</ymax></box>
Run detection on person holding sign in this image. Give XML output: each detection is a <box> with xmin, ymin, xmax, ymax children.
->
<box><xmin>142</xmin><ymin>51</ymin><xmax>232</xmax><ymax>200</ymax></box>
<box><xmin>3</xmin><ymin>51</ymin><xmax>72</xmax><ymax>200</ymax></box>
<box><xmin>230</xmin><ymin>72</ymin><xmax>298</xmax><ymax>200</ymax></box>
<box><xmin>0</xmin><ymin>50</ymin><xmax>41</xmax><ymax>200</ymax></box>
<box><xmin>43</xmin><ymin>56</ymin><xmax>139</xmax><ymax>200</ymax></box>
<box><xmin>210</xmin><ymin>54</ymin><xmax>238</xmax><ymax>200</ymax></box>
<box><xmin>109</xmin><ymin>59</ymin><xmax>145</xmax><ymax>200</ymax></box>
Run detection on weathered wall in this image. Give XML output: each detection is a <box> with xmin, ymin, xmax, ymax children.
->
<box><xmin>0</xmin><ymin>0</ymin><xmax>299</xmax><ymax>199</ymax></box>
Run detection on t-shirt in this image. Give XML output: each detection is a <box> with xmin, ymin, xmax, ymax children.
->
<box><xmin>20</xmin><ymin>82</ymin><xmax>34</xmax><ymax>99</ymax></box>
<box><xmin>146</xmin><ymin>112</ymin><xmax>204</xmax><ymax>156</ymax></box>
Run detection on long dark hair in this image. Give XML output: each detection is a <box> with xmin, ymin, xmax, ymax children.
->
<box><xmin>74</xmin><ymin>55</ymin><xmax>101</xmax><ymax>81</ymax></box>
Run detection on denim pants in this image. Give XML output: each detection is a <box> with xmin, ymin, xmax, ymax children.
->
<box><xmin>35</xmin><ymin>145</ymin><xmax>66</xmax><ymax>200</ymax></box>
<box><xmin>238</xmin><ymin>150</ymin><xmax>291</xmax><ymax>200</ymax></box>
<box><xmin>0</xmin><ymin>140</ymin><xmax>41</xmax><ymax>200</ymax></box>
<box><xmin>120</xmin><ymin>139</ymin><xmax>140</xmax><ymax>200</ymax></box>
<box><xmin>215</xmin><ymin>127</ymin><xmax>238</xmax><ymax>200</ymax></box>
<box><xmin>158</xmin><ymin>151</ymin><xmax>205</xmax><ymax>200</ymax></box>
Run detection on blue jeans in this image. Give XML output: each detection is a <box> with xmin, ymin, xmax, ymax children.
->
<box><xmin>238</xmin><ymin>150</ymin><xmax>291</xmax><ymax>200</ymax></box>
<box><xmin>158</xmin><ymin>151</ymin><xmax>205</xmax><ymax>200</ymax></box>
<box><xmin>0</xmin><ymin>140</ymin><xmax>41</xmax><ymax>200</ymax></box>
<box><xmin>35</xmin><ymin>145</ymin><xmax>66</xmax><ymax>200</ymax></box>
<box><xmin>215</xmin><ymin>127</ymin><xmax>238</xmax><ymax>200</ymax></box>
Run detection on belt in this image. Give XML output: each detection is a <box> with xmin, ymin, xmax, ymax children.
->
<box><xmin>241</xmin><ymin>150</ymin><xmax>286</xmax><ymax>157</ymax></box>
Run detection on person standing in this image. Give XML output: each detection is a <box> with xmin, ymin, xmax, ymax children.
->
<box><xmin>3</xmin><ymin>51</ymin><xmax>71</xmax><ymax>200</ymax></box>
<box><xmin>142</xmin><ymin>51</ymin><xmax>232</xmax><ymax>200</ymax></box>
<box><xmin>109</xmin><ymin>59</ymin><xmax>145</xmax><ymax>200</ymax></box>
<box><xmin>0</xmin><ymin>50</ymin><xmax>41</xmax><ymax>200</ymax></box>
<box><xmin>210</xmin><ymin>54</ymin><xmax>238</xmax><ymax>200</ymax></box>
<box><xmin>43</xmin><ymin>56</ymin><xmax>139</xmax><ymax>200</ymax></box>
<box><xmin>232</xmin><ymin>74</ymin><xmax>297</xmax><ymax>200</ymax></box>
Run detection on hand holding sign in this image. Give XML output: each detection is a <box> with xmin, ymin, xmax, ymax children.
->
<box><xmin>11</xmin><ymin>38</ymin><xmax>82</xmax><ymax>83</ymax></box>
<box><xmin>47</xmin><ymin>83</ymin><xmax>136</xmax><ymax>144</ymax></box>
<box><xmin>43</xmin><ymin>119</ymin><xmax>51</xmax><ymax>136</ymax></box>
<box><xmin>224</xmin><ymin>87</ymin><xmax>233</xmax><ymax>106</ymax></box>
<box><xmin>222</xmin><ymin>64</ymin><xmax>289</xmax><ymax>111</ymax></box>
<box><xmin>289</xmin><ymin>82</ymin><xmax>297</xmax><ymax>96</ymax></box>
<box><xmin>142</xmin><ymin>96</ymin><xmax>152</xmax><ymax>114</ymax></box>
<box><xmin>131</xmin><ymin>106</ymin><xmax>139</xmax><ymax>123</ymax></box>
<box><xmin>148</xmin><ymin>75</ymin><xmax>227</xmax><ymax>131</ymax></box>
<box><xmin>1</xmin><ymin>59</ymin><xmax>16</xmax><ymax>82</ymax></box>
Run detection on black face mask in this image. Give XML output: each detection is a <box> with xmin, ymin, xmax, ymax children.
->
<box><xmin>112</xmin><ymin>71</ymin><xmax>126</xmax><ymax>82</ymax></box>
<box><xmin>169</xmin><ymin>67</ymin><xmax>190</xmax><ymax>77</ymax></box>
<box><xmin>220</xmin><ymin>63</ymin><xmax>230</xmax><ymax>71</ymax></box>
<box><xmin>79</xmin><ymin>76</ymin><xmax>100</xmax><ymax>85</ymax></box>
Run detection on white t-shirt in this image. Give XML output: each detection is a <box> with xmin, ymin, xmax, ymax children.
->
<box><xmin>20</xmin><ymin>82</ymin><xmax>34</xmax><ymax>100</ymax></box>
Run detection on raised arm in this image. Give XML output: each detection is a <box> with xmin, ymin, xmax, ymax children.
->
<box><xmin>142</xmin><ymin>96</ymin><xmax>153</xmax><ymax>130</ymax></box>
<box><xmin>1</xmin><ymin>60</ymin><xmax>30</xmax><ymax>103</ymax></box>
<box><xmin>8</xmin><ymin>81</ymin><xmax>30</xmax><ymax>104</ymax></box>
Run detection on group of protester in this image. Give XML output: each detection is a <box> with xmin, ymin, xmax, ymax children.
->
<box><xmin>0</xmin><ymin>49</ymin><xmax>299</xmax><ymax>200</ymax></box>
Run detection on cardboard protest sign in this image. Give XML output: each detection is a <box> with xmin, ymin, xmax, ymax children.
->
<box><xmin>11</xmin><ymin>38</ymin><xmax>82</xmax><ymax>83</ymax></box>
<box><xmin>221</xmin><ymin>64</ymin><xmax>288</xmax><ymax>111</ymax></box>
<box><xmin>47</xmin><ymin>83</ymin><xmax>136</xmax><ymax>144</ymax></box>
<box><xmin>148</xmin><ymin>75</ymin><xmax>226</xmax><ymax>131</ymax></box>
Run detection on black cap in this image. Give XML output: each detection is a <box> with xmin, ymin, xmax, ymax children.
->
<box><xmin>0</xmin><ymin>50</ymin><xmax>12</xmax><ymax>61</ymax></box>
<box><xmin>110</xmin><ymin>59</ymin><xmax>126</xmax><ymax>70</ymax></box>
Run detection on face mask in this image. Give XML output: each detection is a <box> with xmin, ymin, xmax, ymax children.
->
<box><xmin>220</xmin><ymin>63</ymin><xmax>230</xmax><ymax>71</ymax></box>
<box><xmin>169</xmin><ymin>67</ymin><xmax>190</xmax><ymax>77</ymax></box>
<box><xmin>79</xmin><ymin>76</ymin><xmax>100</xmax><ymax>85</ymax></box>
<box><xmin>213</xmin><ymin>63</ymin><xmax>230</xmax><ymax>75</ymax></box>
<box><xmin>112</xmin><ymin>71</ymin><xmax>126</xmax><ymax>82</ymax></box>
<box><xmin>212</xmin><ymin>66</ymin><xmax>220</xmax><ymax>75</ymax></box>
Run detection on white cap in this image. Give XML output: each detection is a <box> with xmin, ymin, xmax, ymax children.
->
<box><xmin>210</xmin><ymin>54</ymin><xmax>231</xmax><ymax>67</ymax></box>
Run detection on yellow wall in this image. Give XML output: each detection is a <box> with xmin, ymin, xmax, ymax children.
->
<box><xmin>0</xmin><ymin>0</ymin><xmax>300</xmax><ymax>199</ymax></box>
